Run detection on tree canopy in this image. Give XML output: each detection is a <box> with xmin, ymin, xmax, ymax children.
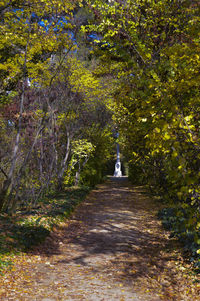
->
<box><xmin>83</xmin><ymin>0</ymin><xmax>200</xmax><ymax>260</ymax></box>
<box><xmin>1</xmin><ymin>0</ymin><xmax>200</xmax><ymax>261</ymax></box>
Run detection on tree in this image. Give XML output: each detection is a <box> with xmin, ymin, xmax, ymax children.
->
<box><xmin>0</xmin><ymin>0</ymin><xmax>78</xmax><ymax>210</ymax></box>
<box><xmin>83</xmin><ymin>0</ymin><xmax>200</xmax><ymax>249</ymax></box>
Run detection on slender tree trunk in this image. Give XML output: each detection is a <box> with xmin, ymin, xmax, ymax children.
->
<box><xmin>74</xmin><ymin>157</ymin><xmax>90</xmax><ymax>186</ymax></box>
<box><xmin>57</xmin><ymin>132</ymin><xmax>70</xmax><ymax>190</ymax></box>
<box><xmin>0</xmin><ymin>86</ymin><xmax>25</xmax><ymax>211</ymax></box>
<box><xmin>75</xmin><ymin>165</ymin><xmax>81</xmax><ymax>186</ymax></box>
<box><xmin>6</xmin><ymin>124</ymin><xmax>45</xmax><ymax>213</ymax></box>
<box><xmin>0</xmin><ymin>24</ymin><xmax>31</xmax><ymax>212</ymax></box>
<box><xmin>0</xmin><ymin>179</ymin><xmax>11</xmax><ymax>211</ymax></box>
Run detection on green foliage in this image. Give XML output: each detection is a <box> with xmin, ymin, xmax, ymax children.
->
<box><xmin>0</xmin><ymin>258</ymin><xmax>12</xmax><ymax>274</ymax></box>
<box><xmin>80</xmin><ymin>128</ymin><xmax>115</xmax><ymax>186</ymax></box>
<box><xmin>64</xmin><ymin>139</ymin><xmax>95</xmax><ymax>186</ymax></box>
<box><xmin>158</xmin><ymin>205</ymin><xmax>200</xmax><ymax>270</ymax></box>
<box><xmin>71</xmin><ymin>139</ymin><xmax>95</xmax><ymax>168</ymax></box>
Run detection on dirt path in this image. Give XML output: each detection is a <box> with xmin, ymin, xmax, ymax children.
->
<box><xmin>1</xmin><ymin>177</ymin><xmax>200</xmax><ymax>300</ymax></box>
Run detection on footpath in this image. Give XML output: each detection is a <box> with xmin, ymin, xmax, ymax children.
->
<box><xmin>1</xmin><ymin>177</ymin><xmax>200</xmax><ymax>300</ymax></box>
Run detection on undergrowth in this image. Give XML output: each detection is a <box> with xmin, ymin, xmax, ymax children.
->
<box><xmin>0</xmin><ymin>186</ymin><xmax>90</xmax><ymax>274</ymax></box>
<box><xmin>158</xmin><ymin>205</ymin><xmax>200</xmax><ymax>272</ymax></box>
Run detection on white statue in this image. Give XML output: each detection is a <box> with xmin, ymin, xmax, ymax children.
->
<box><xmin>114</xmin><ymin>142</ymin><xmax>122</xmax><ymax>177</ymax></box>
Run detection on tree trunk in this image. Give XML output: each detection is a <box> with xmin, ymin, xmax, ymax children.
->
<box><xmin>57</xmin><ymin>132</ymin><xmax>70</xmax><ymax>190</ymax></box>
<box><xmin>0</xmin><ymin>26</ymin><xmax>31</xmax><ymax>212</ymax></box>
<box><xmin>75</xmin><ymin>169</ymin><xmax>80</xmax><ymax>186</ymax></box>
<box><xmin>0</xmin><ymin>179</ymin><xmax>11</xmax><ymax>211</ymax></box>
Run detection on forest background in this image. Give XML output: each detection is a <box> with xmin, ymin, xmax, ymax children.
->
<box><xmin>0</xmin><ymin>0</ymin><xmax>200</xmax><ymax>270</ymax></box>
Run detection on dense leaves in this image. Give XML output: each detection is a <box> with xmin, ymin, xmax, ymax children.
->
<box><xmin>84</xmin><ymin>0</ymin><xmax>200</xmax><ymax>264</ymax></box>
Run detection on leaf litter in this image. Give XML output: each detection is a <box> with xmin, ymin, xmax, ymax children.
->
<box><xmin>0</xmin><ymin>177</ymin><xmax>200</xmax><ymax>300</ymax></box>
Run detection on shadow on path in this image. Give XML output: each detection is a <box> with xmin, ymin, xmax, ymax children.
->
<box><xmin>21</xmin><ymin>177</ymin><xmax>199</xmax><ymax>300</ymax></box>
